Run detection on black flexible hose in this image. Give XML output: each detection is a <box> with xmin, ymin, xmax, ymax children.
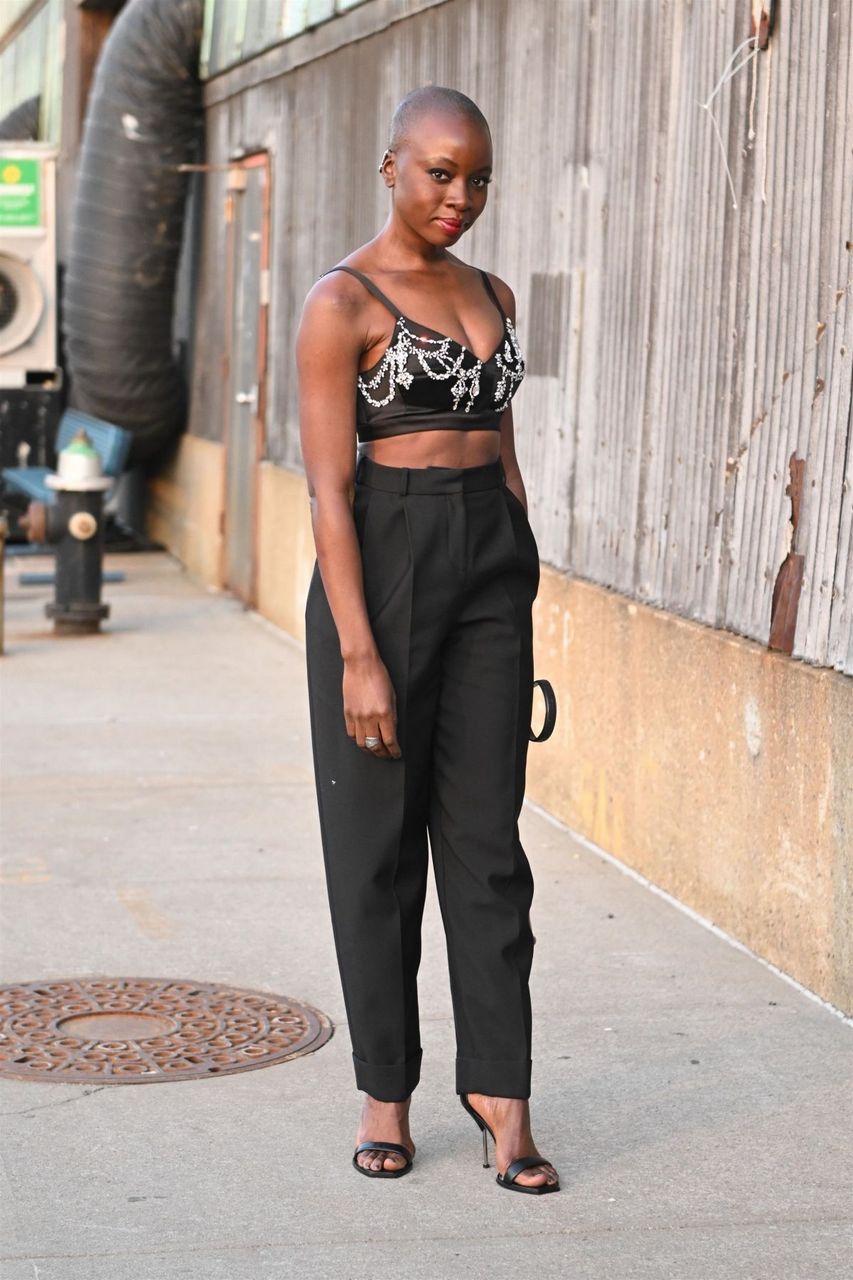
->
<box><xmin>63</xmin><ymin>0</ymin><xmax>204</xmax><ymax>464</ymax></box>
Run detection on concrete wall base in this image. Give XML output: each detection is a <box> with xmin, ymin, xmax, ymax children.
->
<box><xmin>532</xmin><ymin>569</ymin><xmax>852</xmax><ymax>1015</ymax></box>
<box><xmin>255</xmin><ymin>461</ymin><xmax>314</xmax><ymax>644</ymax></box>
<box><xmin>147</xmin><ymin>434</ymin><xmax>224</xmax><ymax>587</ymax></box>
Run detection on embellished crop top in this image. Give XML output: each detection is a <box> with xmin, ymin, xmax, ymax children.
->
<box><xmin>322</xmin><ymin>264</ymin><xmax>525</xmax><ymax>442</ymax></box>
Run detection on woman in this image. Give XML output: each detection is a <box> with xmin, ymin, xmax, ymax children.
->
<box><xmin>297</xmin><ymin>85</ymin><xmax>559</xmax><ymax>1195</ymax></box>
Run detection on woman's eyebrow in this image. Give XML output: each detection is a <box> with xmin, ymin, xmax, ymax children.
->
<box><xmin>426</xmin><ymin>155</ymin><xmax>493</xmax><ymax>171</ymax></box>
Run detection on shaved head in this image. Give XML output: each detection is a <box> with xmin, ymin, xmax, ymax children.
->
<box><xmin>388</xmin><ymin>86</ymin><xmax>490</xmax><ymax>152</ymax></box>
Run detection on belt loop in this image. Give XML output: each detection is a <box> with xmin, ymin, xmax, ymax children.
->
<box><xmin>399</xmin><ymin>468</ymin><xmax>410</xmax><ymax>495</ymax></box>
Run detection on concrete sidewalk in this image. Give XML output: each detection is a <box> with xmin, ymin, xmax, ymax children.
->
<box><xmin>1</xmin><ymin>550</ymin><xmax>851</xmax><ymax>1280</ymax></box>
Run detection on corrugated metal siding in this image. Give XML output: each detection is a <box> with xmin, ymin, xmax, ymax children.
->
<box><xmin>191</xmin><ymin>0</ymin><xmax>853</xmax><ymax>673</ymax></box>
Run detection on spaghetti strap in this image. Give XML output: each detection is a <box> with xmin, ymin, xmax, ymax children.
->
<box><xmin>479</xmin><ymin>269</ymin><xmax>506</xmax><ymax>320</ymax></box>
<box><xmin>322</xmin><ymin>265</ymin><xmax>404</xmax><ymax>320</ymax></box>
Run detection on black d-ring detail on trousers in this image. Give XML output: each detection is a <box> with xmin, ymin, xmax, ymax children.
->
<box><xmin>305</xmin><ymin>456</ymin><xmax>541</xmax><ymax>1102</ymax></box>
<box><xmin>529</xmin><ymin>679</ymin><xmax>557</xmax><ymax>742</ymax></box>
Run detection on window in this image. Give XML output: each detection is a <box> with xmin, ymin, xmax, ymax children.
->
<box><xmin>0</xmin><ymin>0</ymin><xmax>63</xmax><ymax>144</ymax></box>
<box><xmin>200</xmin><ymin>0</ymin><xmax>370</xmax><ymax>79</ymax></box>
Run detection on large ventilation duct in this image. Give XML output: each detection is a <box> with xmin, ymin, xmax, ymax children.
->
<box><xmin>63</xmin><ymin>0</ymin><xmax>204</xmax><ymax>465</ymax></box>
<box><xmin>0</xmin><ymin>96</ymin><xmax>41</xmax><ymax>141</ymax></box>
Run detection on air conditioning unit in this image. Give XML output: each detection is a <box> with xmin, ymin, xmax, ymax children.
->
<box><xmin>0</xmin><ymin>143</ymin><xmax>58</xmax><ymax>386</ymax></box>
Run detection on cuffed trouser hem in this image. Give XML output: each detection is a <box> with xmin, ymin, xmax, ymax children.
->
<box><xmin>353</xmin><ymin>1050</ymin><xmax>422</xmax><ymax>1102</ymax></box>
<box><xmin>455</xmin><ymin>1056</ymin><xmax>532</xmax><ymax>1099</ymax></box>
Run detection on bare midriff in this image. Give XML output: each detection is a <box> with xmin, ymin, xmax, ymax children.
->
<box><xmin>361</xmin><ymin>427</ymin><xmax>501</xmax><ymax>470</ymax></box>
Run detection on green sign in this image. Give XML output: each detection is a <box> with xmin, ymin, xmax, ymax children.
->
<box><xmin>0</xmin><ymin>158</ymin><xmax>41</xmax><ymax>227</ymax></box>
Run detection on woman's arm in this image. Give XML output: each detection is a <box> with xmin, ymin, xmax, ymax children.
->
<box><xmin>498</xmin><ymin>403</ymin><xmax>528</xmax><ymax>513</ymax></box>
<box><xmin>296</xmin><ymin>278</ymin><xmax>401</xmax><ymax>760</ymax></box>
<box><xmin>485</xmin><ymin>274</ymin><xmax>529</xmax><ymax>514</ymax></box>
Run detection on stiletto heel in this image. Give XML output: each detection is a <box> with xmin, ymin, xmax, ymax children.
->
<box><xmin>459</xmin><ymin>1093</ymin><xmax>560</xmax><ymax>1195</ymax></box>
<box><xmin>460</xmin><ymin>1091</ymin><xmax>494</xmax><ymax>1167</ymax></box>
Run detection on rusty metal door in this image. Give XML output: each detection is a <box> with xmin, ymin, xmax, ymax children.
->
<box><xmin>222</xmin><ymin>153</ymin><xmax>270</xmax><ymax>604</ymax></box>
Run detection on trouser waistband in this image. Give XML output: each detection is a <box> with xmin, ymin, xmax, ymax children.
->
<box><xmin>356</xmin><ymin>454</ymin><xmax>505</xmax><ymax>495</ymax></box>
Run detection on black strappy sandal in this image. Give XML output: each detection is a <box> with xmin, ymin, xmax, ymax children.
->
<box><xmin>352</xmin><ymin>1141</ymin><xmax>414</xmax><ymax>1179</ymax></box>
<box><xmin>460</xmin><ymin>1094</ymin><xmax>560</xmax><ymax>1195</ymax></box>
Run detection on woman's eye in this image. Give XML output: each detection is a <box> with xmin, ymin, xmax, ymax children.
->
<box><xmin>428</xmin><ymin>169</ymin><xmax>491</xmax><ymax>188</ymax></box>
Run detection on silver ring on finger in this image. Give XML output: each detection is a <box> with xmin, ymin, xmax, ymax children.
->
<box><xmin>364</xmin><ymin>735</ymin><xmax>381</xmax><ymax>749</ymax></box>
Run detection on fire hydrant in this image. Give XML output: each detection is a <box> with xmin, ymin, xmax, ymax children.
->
<box><xmin>35</xmin><ymin>429</ymin><xmax>113</xmax><ymax>635</ymax></box>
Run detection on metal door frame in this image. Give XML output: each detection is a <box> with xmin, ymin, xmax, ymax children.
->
<box><xmin>220</xmin><ymin>149</ymin><xmax>271</xmax><ymax>604</ymax></box>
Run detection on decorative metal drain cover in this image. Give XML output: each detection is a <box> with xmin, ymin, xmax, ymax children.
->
<box><xmin>0</xmin><ymin>978</ymin><xmax>333</xmax><ymax>1084</ymax></box>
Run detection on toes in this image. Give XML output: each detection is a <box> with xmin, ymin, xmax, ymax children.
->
<box><xmin>512</xmin><ymin>1161</ymin><xmax>558</xmax><ymax>1188</ymax></box>
<box><xmin>358</xmin><ymin>1147</ymin><xmax>404</xmax><ymax>1172</ymax></box>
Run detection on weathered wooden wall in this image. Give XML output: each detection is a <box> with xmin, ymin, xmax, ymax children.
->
<box><xmin>191</xmin><ymin>0</ymin><xmax>853</xmax><ymax>672</ymax></box>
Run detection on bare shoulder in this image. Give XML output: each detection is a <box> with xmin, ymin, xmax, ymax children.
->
<box><xmin>458</xmin><ymin>256</ymin><xmax>516</xmax><ymax>321</ymax></box>
<box><xmin>300</xmin><ymin>264</ymin><xmax>370</xmax><ymax>326</ymax></box>
<box><xmin>447</xmin><ymin>252</ymin><xmax>515</xmax><ymax>313</ymax></box>
<box><xmin>296</xmin><ymin>264</ymin><xmax>376</xmax><ymax>372</ymax></box>
<box><xmin>482</xmin><ymin>269</ymin><xmax>516</xmax><ymax>319</ymax></box>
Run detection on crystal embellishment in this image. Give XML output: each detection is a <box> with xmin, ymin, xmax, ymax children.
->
<box><xmin>357</xmin><ymin>316</ymin><xmax>525</xmax><ymax>414</ymax></box>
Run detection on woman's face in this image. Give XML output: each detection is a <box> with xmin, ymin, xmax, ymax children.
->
<box><xmin>385</xmin><ymin>110</ymin><xmax>493</xmax><ymax>247</ymax></box>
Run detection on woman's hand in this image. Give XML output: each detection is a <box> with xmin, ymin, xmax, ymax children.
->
<box><xmin>343</xmin><ymin>652</ymin><xmax>402</xmax><ymax>760</ymax></box>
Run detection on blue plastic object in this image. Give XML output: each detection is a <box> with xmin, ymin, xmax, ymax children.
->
<box><xmin>1</xmin><ymin>409</ymin><xmax>132</xmax><ymax>504</ymax></box>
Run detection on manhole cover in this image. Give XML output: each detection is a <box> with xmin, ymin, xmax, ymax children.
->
<box><xmin>0</xmin><ymin>978</ymin><xmax>333</xmax><ymax>1084</ymax></box>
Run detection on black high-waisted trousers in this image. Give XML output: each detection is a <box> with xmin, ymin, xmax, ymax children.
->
<box><xmin>304</xmin><ymin>454</ymin><xmax>540</xmax><ymax>1102</ymax></box>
